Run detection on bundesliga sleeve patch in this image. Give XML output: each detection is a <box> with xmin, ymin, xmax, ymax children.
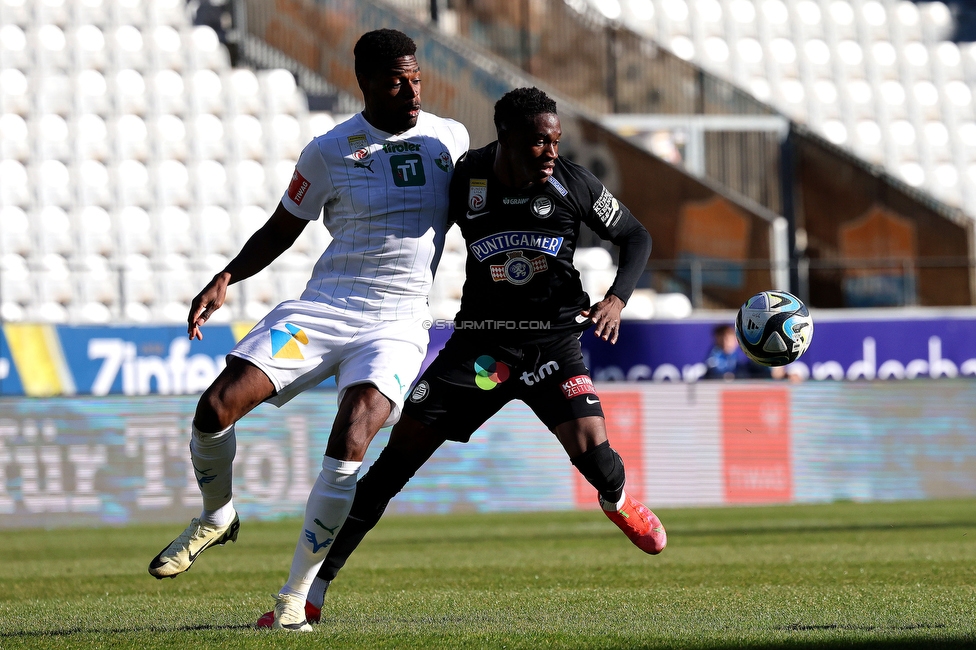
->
<box><xmin>593</xmin><ymin>186</ymin><xmax>621</xmax><ymax>228</ymax></box>
<box><xmin>287</xmin><ymin>168</ymin><xmax>311</xmax><ymax>206</ymax></box>
<box><xmin>561</xmin><ymin>375</ymin><xmax>596</xmax><ymax>399</ymax></box>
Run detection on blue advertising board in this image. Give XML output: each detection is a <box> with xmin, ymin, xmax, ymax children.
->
<box><xmin>0</xmin><ymin>327</ymin><xmax>24</xmax><ymax>395</ymax></box>
<box><xmin>57</xmin><ymin>325</ymin><xmax>237</xmax><ymax>396</ymax></box>
<box><xmin>4</xmin><ymin>309</ymin><xmax>976</xmax><ymax>396</ymax></box>
<box><xmin>579</xmin><ymin>309</ymin><xmax>976</xmax><ymax>383</ymax></box>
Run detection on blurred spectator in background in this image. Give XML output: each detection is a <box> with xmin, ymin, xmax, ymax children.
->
<box><xmin>703</xmin><ymin>323</ymin><xmax>785</xmax><ymax>380</ymax></box>
<box><xmin>190</xmin><ymin>0</ymin><xmax>239</xmax><ymax>65</ymax></box>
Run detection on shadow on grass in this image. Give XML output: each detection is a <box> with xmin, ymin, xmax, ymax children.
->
<box><xmin>0</xmin><ymin>623</ymin><xmax>255</xmax><ymax>637</ymax></box>
<box><xmin>369</xmin><ymin>518</ymin><xmax>976</xmax><ymax>548</ymax></box>
<box><xmin>696</xmin><ymin>639</ymin><xmax>975</xmax><ymax>650</ymax></box>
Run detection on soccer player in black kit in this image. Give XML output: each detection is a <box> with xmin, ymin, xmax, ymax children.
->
<box><xmin>257</xmin><ymin>87</ymin><xmax>663</xmax><ymax>628</ymax></box>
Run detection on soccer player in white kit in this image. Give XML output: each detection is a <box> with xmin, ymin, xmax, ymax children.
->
<box><xmin>147</xmin><ymin>29</ymin><xmax>469</xmax><ymax>631</ymax></box>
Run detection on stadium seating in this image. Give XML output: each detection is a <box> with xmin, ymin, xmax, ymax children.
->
<box><xmin>0</xmin><ymin>0</ymin><xmax>631</xmax><ymax>324</ymax></box>
<box><xmin>0</xmin><ymin>0</ymin><xmax>350</xmax><ymax>323</ymax></box>
<box><xmin>581</xmin><ymin>0</ymin><xmax>976</xmax><ymax>214</ymax></box>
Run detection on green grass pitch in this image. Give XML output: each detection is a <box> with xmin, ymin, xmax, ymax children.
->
<box><xmin>2</xmin><ymin>499</ymin><xmax>975</xmax><ymax>649</ymax></box>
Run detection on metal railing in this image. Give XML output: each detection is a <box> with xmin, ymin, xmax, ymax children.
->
<box><xmin>644</xmin><ymin>256</ymin><xmax>975</xmax><ymax>309</ymax></box>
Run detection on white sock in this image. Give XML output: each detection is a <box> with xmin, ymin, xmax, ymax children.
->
<box><xmin>307</xmin><ymin>577</ymin><xmax>331</xmax><ymax>609</ymax></box>
<box><xmin>190</xmin><ymin>424</ymin><xmax>237</xmax><ymax>526</ymax></box>
<box><xmin>600</xmin><ymin>490</ymin><xmax>627</xmax><ymax>512</ymax></box>
<box><xmin>280</xmin><ymin>456</ymin><xmax>361</xmax><ymax>600</ymax></box>
<box><xmin>190</xmin><ymin>422</ymin><xmax>237</xmax><ymax>526</ymax></box>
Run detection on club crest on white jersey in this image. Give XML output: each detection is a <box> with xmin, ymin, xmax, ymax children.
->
<box><xmin>347</xmin><ymin>134</ymin><xmax>371</xmax><ymax>160</ymax></box>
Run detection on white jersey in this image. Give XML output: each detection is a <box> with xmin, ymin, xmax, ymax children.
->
<box><xmin>281</xmin><ymin>110</ymin><xmax>469</xmax><ymax>320</ymax></box>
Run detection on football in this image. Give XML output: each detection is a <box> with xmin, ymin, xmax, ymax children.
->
<box><xmin>735</xmin><ymin>290</ymin><xmax>814</xmax><ymax>367</ymax></box>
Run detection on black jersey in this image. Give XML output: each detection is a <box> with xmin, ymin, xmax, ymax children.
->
<box><xmin>448</xmin><ymin>142</ymin><xmax>650</xmax><ymax>343</ymax></box>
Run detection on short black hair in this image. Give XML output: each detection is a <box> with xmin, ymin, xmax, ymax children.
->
<box><xmin>493</xmin><ymin>87</ymin><xmax>558</xmax><ymax>133</ymax></box>
<box><xmin>354</xmin><ymin>29</ymin><xmax>417</xmax><ymax>77</ymax></box>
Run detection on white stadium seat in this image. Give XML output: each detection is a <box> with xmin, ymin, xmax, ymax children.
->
<box><xmin>34</xmin><ymin>252</ymin><xmax>74</xmax><ymax>307</ymax></box>
<box><xmin>193</xmin><ymin>158</ymin><xmax>229</xmax><ymax>205</ymax></box>
<box><xmin>150</xmin><ymin>68</ymin><xmax>186</xmax><ymax>114</ymax></box>
<box><xmin>198</xmin><ymin>205</ymin><xmax>234</xmax><ymax>254</ymax></box>
<box><xmin>114</xmin><ymin>68</ymin><xmax>149</xmax><ymax>115</ymax></box>
<box><xmin>36</xmin><ymin>72</ymin><xmax>73</xmax><ymax>115</ymax></box>
<box><xmin>227</xmin><ymin>68</ymin><xmax>262</xmax><ymax>114</ymax></box>
<box><xmin>0</xmin><ymin>159</ymin><xmax>30</xmax><ymax>206</ymax></box>
<box><xmin>115</xmin><ymin>205</ymin><xmax>154</xmax><ymax>255</ymax></box>
<box><xmin>1</xmin><ymin>0</ymin><xmax>31</xmax><ymax>26</ymax></box>
<box><xmin>116</xmin><ymin>159</ymin><xmax>152</xmax><ymax>205</ymax></box>
<box><xmin>305</xmin><ymin>111</ymin><xmax>336</xmax><ymax>139</ymax></box>
<box><xmin>76</xmin><ymin>69</ymin><xmax>112</xmax><ymax>115</ymax></box>
<box><xmin>119</xmin><ymin>251</ymin><xmax>156</xmax><ymax>310</ymax></box>
<box><xmin>151</xmin><ymin>24</ymin><xmax>183</xmax><ymax>70</ymax></box>
<box><xmin>74</xmin><ymin>205</ymin><xmax>115</xmax><ymax>256</ymax></box>
<box><xmin>114</xmin><ymin>0</ymin><xmax>149</xmax><ymax>27</ymax></box>
<box><xmin>233</xmin><ymin>159</ymin><xmax>268</xmax><ymax>205</ymax></box>
<box><xmin>0</xmin><ymin>68</ymin><xmax>30</xmax><ymax>115</ymax></box>
<box><xmin>151</xmin><ymin>113</ymin><xmax>188</xmax><ymax>160</ymax></box>
<box><xmin>154</xmin><ymin>205</ymin><xmax>192</xmax><ymax>253</ymax></box>
<box><xmin>0</xmin><ymin>205</ymin><xmax>32</xmax><ymax>256</ymax></box>
<box><xmin>113</xmin><ymin>24</ymin><xmax>147</xmax><ymax>69</ymax></box>
<box><xmin>261</xmin><ymin>69</ymin><xmax>303</xmax><ymax>115</ymax></box>
<box><xmin>190</xmin><ymin>68</ymin><xmax>223</xmax><ymax>114</ymax></box>
<box><xmin>0</xmin><ymin>113</ymin><xmax>29</xmax><ymax>161</ymax></box>
<box><xmin>36</xmin><ymin>205</ymin><xmax>73</xmax><ymax>254</ymax></box>
<box><xmin>73</xmin><ymin>0</ymin><xmax>112</xmax><ymax>26</ymax></box>
<box><xmin>73</xmin><ymin>24</ymin><xmax>109</xmax><ymax>70</ymax></box>
<box><xmin>273</xmin><ymin>159</ymin><xmax>296</xmax><ymax>196</ymax></box>
<box><xmin>36</xmin><ymin>114</ymin><xmax>71</xmax><ymax>162</ymax></box>
<box><xmin>77</xmin><ymin>159</ymin><xmax>113</xmax><ymax>206</ymax></box>
<box><xmin>231</xmin><ymin>113</ymin><xmax>264</xmax><ymax>160</ymax></box>
<box><xmin>71</xmin><ymin>300</ymin><xmax>113</xmax><ymax>323</ymax></box>
<box><xmin>190</xmin><ymin>112</ymin><xmax>226</xmax><ymax>160</ymax></box>
<box><xmin>234</xmin><ymin>205</ymin><xmax>269</xmax><ymax>240</ymax></box>
<box><xmin>0</xmin><ymin>24</ymin><xmax>29</xmax><ymax>70</ymax></box>
<box><xmin>187</xmin><ymin>24</ymin><xmax>228</xmax><ymax>70</ymax></box>
<box><xmin>269</xmin><ymin>114</ymin><xmax>303</xmax><ymax>160</ymax></box>
<box><xmin>150</xmin><ymin>0</ymin><xmax>188</xmax><ymax>27</ymax></box>
<box><xmin>155</xmin><ymin>159</ymin><xmax>190</xmax><ymax>205</ymax></box>
<box><xmin>35</xmin><ymin>24</ymin><xmax>71</xmax><ymax>70</ymax></box>
<box><xmin>115</xmin><ymin>113</ymin><xmax>149</xmax><ymax>160</ymax></box>
<box><xmin>0</xmin><ymin>253</ymin><xmax>33</xmax><ymax>309</ymax></box>
<box><xmin>827</xmin><ymin>0</ymin><xmax>857</xmax><ymax>39</ymax></box>
<box><xmin>34</xmin><ymin>160</ymin><xmax>73</xmax><ymax>206</ymax></box>
<box><xmin>37</xmin><ymin>0</ymin><xmax>71</xmax><ymax>25</ymax></box>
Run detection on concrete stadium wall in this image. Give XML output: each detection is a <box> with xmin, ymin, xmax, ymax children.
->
<box><xmin>3</xmin><ymin>380</ymin><xmax>975</xmax><ymax>528</ymax></box>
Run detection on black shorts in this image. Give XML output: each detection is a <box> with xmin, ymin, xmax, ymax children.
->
<box><xmin>403</xmin><ymin>333</ymin><xmax>605</xmax><ymax>442</ymax></box>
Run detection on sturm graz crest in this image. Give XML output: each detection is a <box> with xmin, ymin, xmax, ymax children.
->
<box><xmin>490</xmin><ymin>250</ymin><xmax>548</xmax><ymax>285</ymax></box>
<box><xmin>530</xmin><ymin>195</ymin><xmax>553</xmax><ymax>218</ymax></box>
<box><xmin>409</xmin><ymin>381</ymin><xmax>429</xmax><ymax>403</ymax></box>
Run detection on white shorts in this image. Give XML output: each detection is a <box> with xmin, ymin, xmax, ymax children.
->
<box><xmin>229</xmin><ymin>300</ymin><xmax>429</xmax><ymax>428</ymax></box>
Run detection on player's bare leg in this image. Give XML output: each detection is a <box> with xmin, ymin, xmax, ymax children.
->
<box><xmin>555</xmin><ymin>416</ymin><xmax>667</xmax><ymax>555</ymax></box>
<box><xmin>149</xmin><ymin>358</ymin><xmax>274</xmax><ymax>578</ymax></box>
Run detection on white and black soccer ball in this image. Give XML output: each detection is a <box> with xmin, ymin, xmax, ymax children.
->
<box><xmin>735</xmin><ymin>290</ymin><xmax>814</xmax><ymax>367</ymax></box>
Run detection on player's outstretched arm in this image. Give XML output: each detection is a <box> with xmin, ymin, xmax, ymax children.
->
<box><xmin>187</xmin><ymin>202</ymin><xmax>308</xmax><ymax>339</ymax></box>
